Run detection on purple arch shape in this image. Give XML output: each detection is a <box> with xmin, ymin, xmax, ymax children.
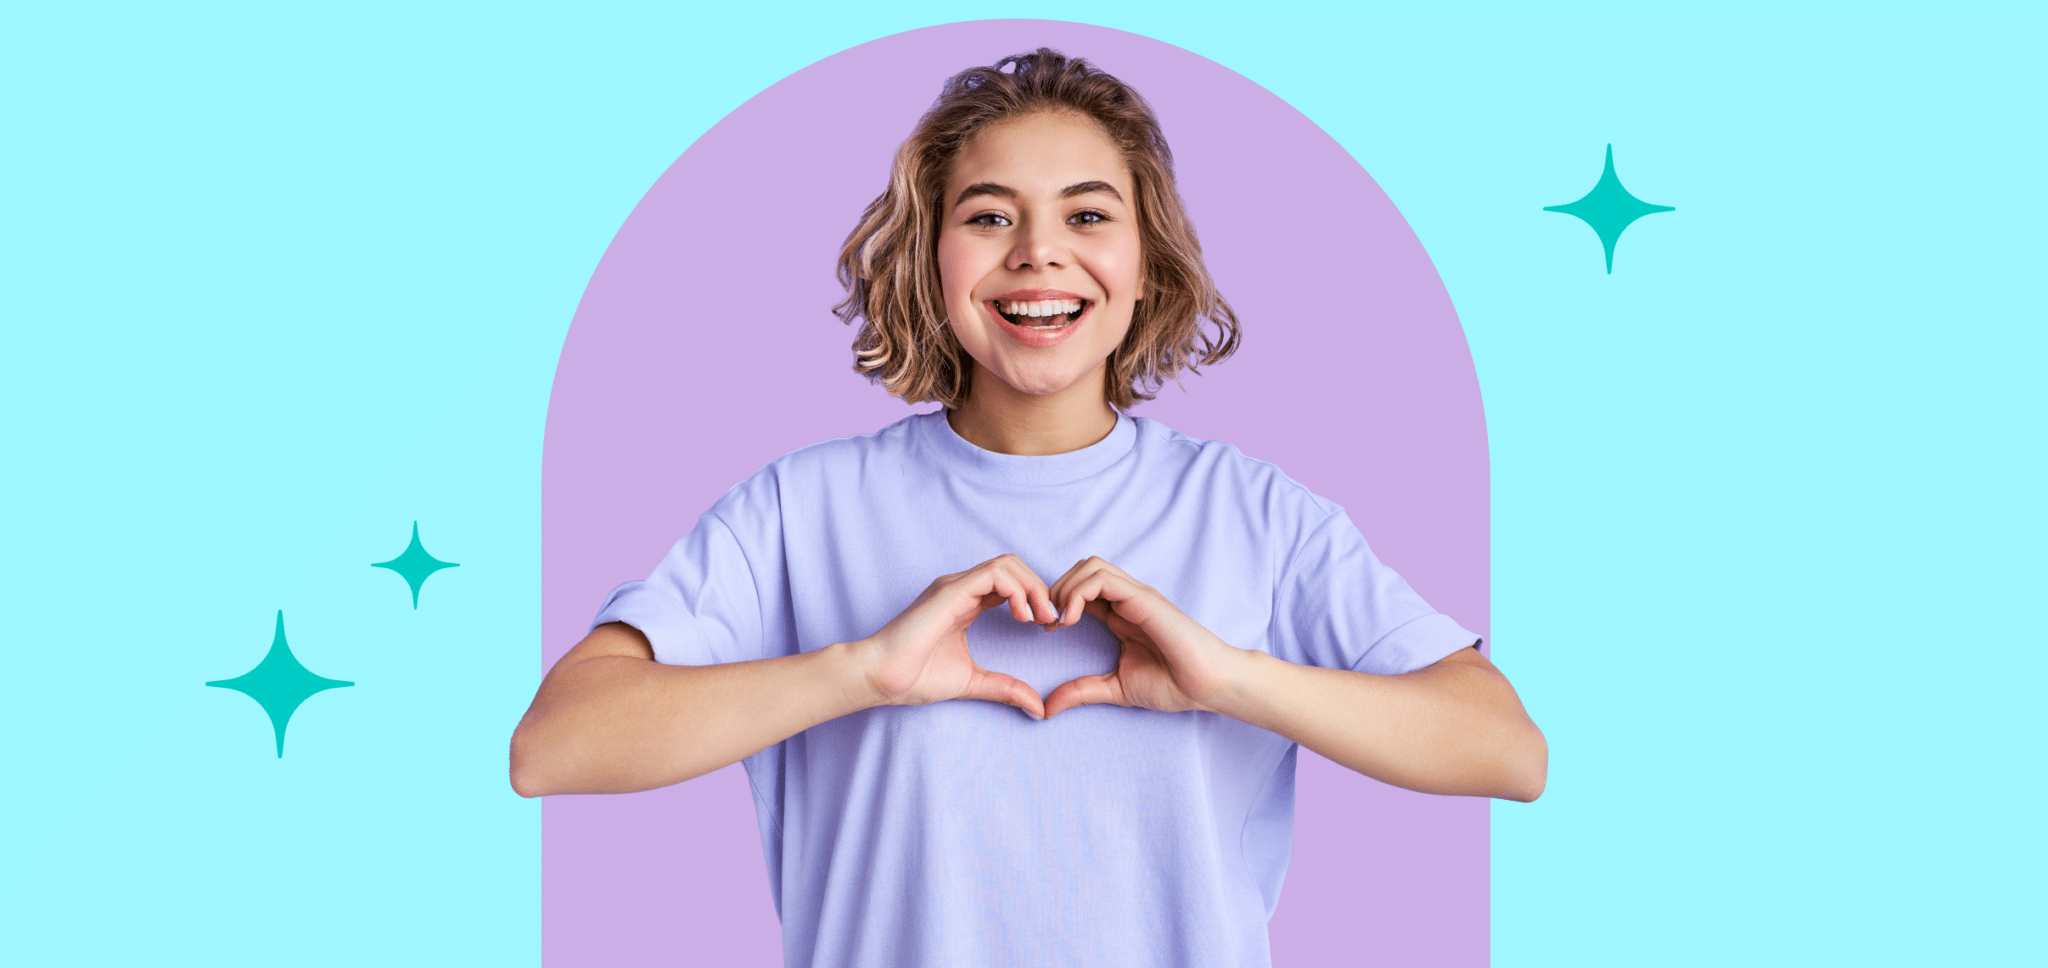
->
<box><xmin>542</xmin><ymin>20</ymin><xmax>1489</xmax><ymax>966</ymax></box>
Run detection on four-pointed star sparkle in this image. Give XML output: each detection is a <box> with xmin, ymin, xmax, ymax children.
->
<box><xmin>373</xmin><ymin>521</ymin><xmax>459</xmax><ymax>609</ymax></box>
<box><xmin>205</xmin><ymin>611</ymin><xmax>354</xmax><ymax>757</ymax></box>
<box><xmin>1544</xmin><ymin>144</ymin><xmax>1675</xmax><ymax>273</ymax></box>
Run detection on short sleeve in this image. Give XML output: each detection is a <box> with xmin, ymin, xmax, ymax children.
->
<box><xmin>1268</xmin><ymin>510</ymin><xmax>1481</xmax><ymax>676</ymax></box>
<box><xmin>590</xmin><ymin>512</ymin><xmax>768</xmax><ymax>667</ymax></box>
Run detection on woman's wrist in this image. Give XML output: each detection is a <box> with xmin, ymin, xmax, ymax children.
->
<box><xmin>821</xmin><ymin>638</ymin><xmax>893</xmax><ymax>712</ymax></box>
<box><xmin>1193</xmin><ymin>645</ymin><xmax>1281</xmax><ymax>720</ymax></box>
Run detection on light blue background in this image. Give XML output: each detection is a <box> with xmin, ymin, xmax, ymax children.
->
<box><xmin>4</xmin><ymin>2</ymin><xmax>2038</xmax><ymax>964</ymax></box>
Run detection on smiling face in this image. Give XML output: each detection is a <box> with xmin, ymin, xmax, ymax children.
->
<box><xmin>937</xmin><ymin>111</ymin><xmax>1144</xmax><ymax>403</ymax></box>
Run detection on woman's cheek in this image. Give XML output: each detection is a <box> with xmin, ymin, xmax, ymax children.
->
<box><xmin>936</xmin><ymin>238</ymin><xmax>988</xmax><ymax>320</ymax></box>
<box><xmin>1089</xmin><ymin>234</ymin><xmax>1144</xmax><ymax>303</ymax></box>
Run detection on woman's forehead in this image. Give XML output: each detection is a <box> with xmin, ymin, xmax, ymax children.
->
<box><xmin>947</xmin><ymin>113</ymin><xmax>1132</xmax><ymax>199</ymax></box>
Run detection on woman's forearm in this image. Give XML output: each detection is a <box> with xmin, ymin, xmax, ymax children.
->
<box><xmin>513</xmin><ymin>557</ymin><xmax>1069</xmax><ymax>797</ymax></box>
<box><xmin>510</xmin><ymin>625</ymin><xmax>877</xmax><ymax>797</ymax></box>
<box><xmin>1203</xmin><ymin>647</ymin><xmax>1548</xmax><ymax>801</ymax></box>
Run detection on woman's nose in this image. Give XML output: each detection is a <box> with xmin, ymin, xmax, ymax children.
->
<box><xmin>1006</xmin><ymin>220</ymin><xmax>1065</xmax><ymax>271</ymax></box>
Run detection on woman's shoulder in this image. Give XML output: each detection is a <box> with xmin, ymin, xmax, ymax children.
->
<box><xmin>768</xmin><ymin>410</ymin><xmax>931</xmax><ymax>475</ymax></box>
<box><xmin>710</xmin><ymin>412</ymin><xmax>933</xmax><ymax>507</ymax></box>
<box><xmin>1127</xmin><ymin>416</ymin><xmax>1343</xmax><ymax>521</ymax></box>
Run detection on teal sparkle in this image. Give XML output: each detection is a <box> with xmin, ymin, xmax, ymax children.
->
<box><xmin>372</xmin><ymin>521</ymin><xmax>458</xmax><ymax>609</ymax></box>
<box><xmin>206</xmin><ymin>611</ymin><xmax>353</xmax><ymax>757</ymax></box>
<box><xmin>1544</xmin><ymin>144</ymin><xmax>1676</xmax><ymax>273</ymax></box>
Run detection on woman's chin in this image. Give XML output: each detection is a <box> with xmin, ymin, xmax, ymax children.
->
<box><xmin>986</xmin><ymin>363</ymin><xmax>1097</xmax><ymax>399</ymax></box>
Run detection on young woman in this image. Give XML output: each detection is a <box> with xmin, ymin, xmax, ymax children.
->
<box><xmin>512</xmin><ymin>48</ymin><xmax>1545</xmax><ymax>968</ymax></box>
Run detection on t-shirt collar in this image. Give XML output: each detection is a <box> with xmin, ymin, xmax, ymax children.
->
<box><xmin>918</xmin><ymin>408</ymin><xmax>1138</xmax><ymax>487</ymax></box>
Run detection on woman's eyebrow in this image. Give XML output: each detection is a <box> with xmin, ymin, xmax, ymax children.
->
<box><xmin>952</xmin><ymin>180</ymin><xmax>1125</xmax><ymax>208</ymax></box>
<box><xmin>1060</xmin><ymin>180</ymin><xmax>1122</xmax><ymax>201</ymax></box>
<box><xmin>954</xmin><ymin>183</ymin><xmax>1016</xmax><ymax>207</ymax></box>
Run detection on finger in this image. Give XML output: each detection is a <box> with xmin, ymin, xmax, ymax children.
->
<box><xmin>1051</xmin><ymin>559</ymin><xmax>1111</xmax><ymax>628</ymax></box>
<box><xmin>1046</xmin><ymin>555</ymin><xmax>1122</xmax><ymax>609</ymax></box>
<box><xmin>993</xmin><ymin>555</ymin><xmax>1057</xmax><ymax>625</ymax></box>
<box><xmin>990</xmin><ymin>568</ymin><xmax>1036</xmax><ymax>624</ymax></box>
<box><xmin>1043</xmin><ymin>672</ymin><xmax>1125</xmax><ymax>718</ymax></box>
<box><xmin>1062</xmin><ymin>571</ymin><xmax>1127</xmax><ymax>628</ymax></box>
<box><xmin>958</xmin><ymin>556</ymin><xmax>1036</xmax><ymax>623</ymax></box>
<box><xmin>1030</xmin><ymin>586</ymin><xmax>1058</xmax><ymax>628</ymax></box>
<box><xmin>1044</xmin><ymin>556</ymin><xmax>1095</xmax><ymax>614</ymax></box>
<box><xmin>961</xmin><ymin>665</ymin><xmax>1046</xmax><ymax>720</ymax></box>
<box><xmin>1071</xmin><ymin>569</ymin><xmax>1160</xmax><ymax>630</ymax></box>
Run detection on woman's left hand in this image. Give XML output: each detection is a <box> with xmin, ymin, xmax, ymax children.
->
<box><xmin>1037</xmin><ymin>555</ymin><xmax>1548</xmax><ymax>800</ymax></box>
<box><xmin>1041</xmin><ymin>556</ymin><xmax>1245</xmax><ymax>717</ymax></box>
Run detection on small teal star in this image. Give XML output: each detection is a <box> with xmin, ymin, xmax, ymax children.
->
<box><xmin>372</xmin><ymin>521</ymin><xmax>458</xmax><ymax>609</ymax></box>
<box><xmin>206</xmin><ymin>611</ymin><xmax>353</xmax><ymax>757</ymax></box>
<box><xmin>1544</xmin><ymin>144</ymin><xmax>1675</xmax><ymax>273</ymax></box>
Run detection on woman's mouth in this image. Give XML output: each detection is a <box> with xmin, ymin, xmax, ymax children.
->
<box><xmin>992</xmin><ymin>297</ymin><xmax>1089</xmax><ymax>329</ymax></box>
<box><xmin>985</xmin><ymin>294</ymin><xmax>1092</xmax><ymax>348</ymax></box>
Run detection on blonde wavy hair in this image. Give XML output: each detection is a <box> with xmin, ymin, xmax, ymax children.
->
<box><xmin>833</xmin><ymin>48</ymin><xmax>1240</xmax><ymax>410</ymax></box>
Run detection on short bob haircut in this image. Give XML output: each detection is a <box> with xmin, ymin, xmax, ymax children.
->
<box><xmin>834</xmin><ymin>48</ymin><xmax>1240</xmax><ymax>411</ymax></box>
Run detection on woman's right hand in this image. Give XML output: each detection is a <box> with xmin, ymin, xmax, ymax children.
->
<box><xmin>850</xmin><ymin>554</ymin><xmax>1054</xmax><ymax>719</ymax></box>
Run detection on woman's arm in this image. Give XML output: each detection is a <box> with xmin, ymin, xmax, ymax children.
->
<box><xmin>1041</xmin><ymin>557</ymin><xmax>1547</xmax><ymax>802</ymax></box>
<box><xmin>509</xmin><ymin>623</ymin><xmax>874</xmax><ymax>797</ymax></box>
<box><xmin>1203</xmin><ymin>646</ymin><xmax>1546</xmax><ymax>802</ymax></box>
<box><xmin>510</xmin><ymin>554</ymin><xmax>1058</xmax><ymax>797</ymax></box>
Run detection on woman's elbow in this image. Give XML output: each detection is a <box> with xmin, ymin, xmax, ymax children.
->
<box><xmin>1497</xmin><ymin>726</ymin><xmax>1548</xmax><ymax>803</ymax></box>
<box><xmin>508</xmin><ymin>724</ymin><xmax>555</xmax><ymax>799</ymax></box>
<box><xmin>509</xmin><ymin>767</ymin><xmax>548</xmax><ymax>800</ymax></box>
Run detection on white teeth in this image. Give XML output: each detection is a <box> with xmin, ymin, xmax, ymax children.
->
<box><xmin>998</xmin><ymin>298</ymin><xmax>1084</xmax><ymax>317</ymax></box>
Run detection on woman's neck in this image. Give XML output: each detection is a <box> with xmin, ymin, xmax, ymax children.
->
<box><xmin>946</xmin><ymin>362</ymin><xmax>1118</xmax><ymax>456</ymax></box>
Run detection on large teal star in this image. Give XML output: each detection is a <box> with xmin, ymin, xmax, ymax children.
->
<box><xmin>372</xmin><ymin>521</ymin><xmax>458</xmax><ymax>609</ymax></box>
<box><xmin>1544</xmin><ymin>144</ymin><xmax>1675</xmax><ymax>273</ymax></box>
<box><xmin>206</xmin><ymin>611</ymin><xmax>354</xmax><ymax>757</ymax></box>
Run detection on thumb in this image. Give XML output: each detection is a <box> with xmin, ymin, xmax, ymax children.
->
<box><xmin>960</xmin><ymin>665</ymin><xmax>1047</xmax><ymax>720</ymax></box>
<box><xmin>1043</xmin><ymin>672</ymin><xmax>1125</xmax><ymax>718</ymax></box>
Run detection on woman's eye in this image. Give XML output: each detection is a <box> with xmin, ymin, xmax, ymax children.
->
<box><xmin>1068</xmin><ymin>209</ymin><xmax>1110</xmax><ymax>226</ymax></box>
<box><xmin>966</xmin><ymin>213</ymin><xmax>1011</xmax><ymax>227</ymax></box>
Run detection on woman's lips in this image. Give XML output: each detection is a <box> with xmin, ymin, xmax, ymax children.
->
<box><xmin>985</xmin><ymin>290</ymin><xmax>1093</xmax><ymax>348</ymax></box>
<box><xmin>985</xmin><ymin>297</ymin><xmax>1091</xmax><ymax>348</ymax></box>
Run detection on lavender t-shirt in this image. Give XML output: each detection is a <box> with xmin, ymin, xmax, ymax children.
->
<box><xmin>592</xmin><ymin>410</ymin><xmax>1479</xmax><ymax>968</ymax></box>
